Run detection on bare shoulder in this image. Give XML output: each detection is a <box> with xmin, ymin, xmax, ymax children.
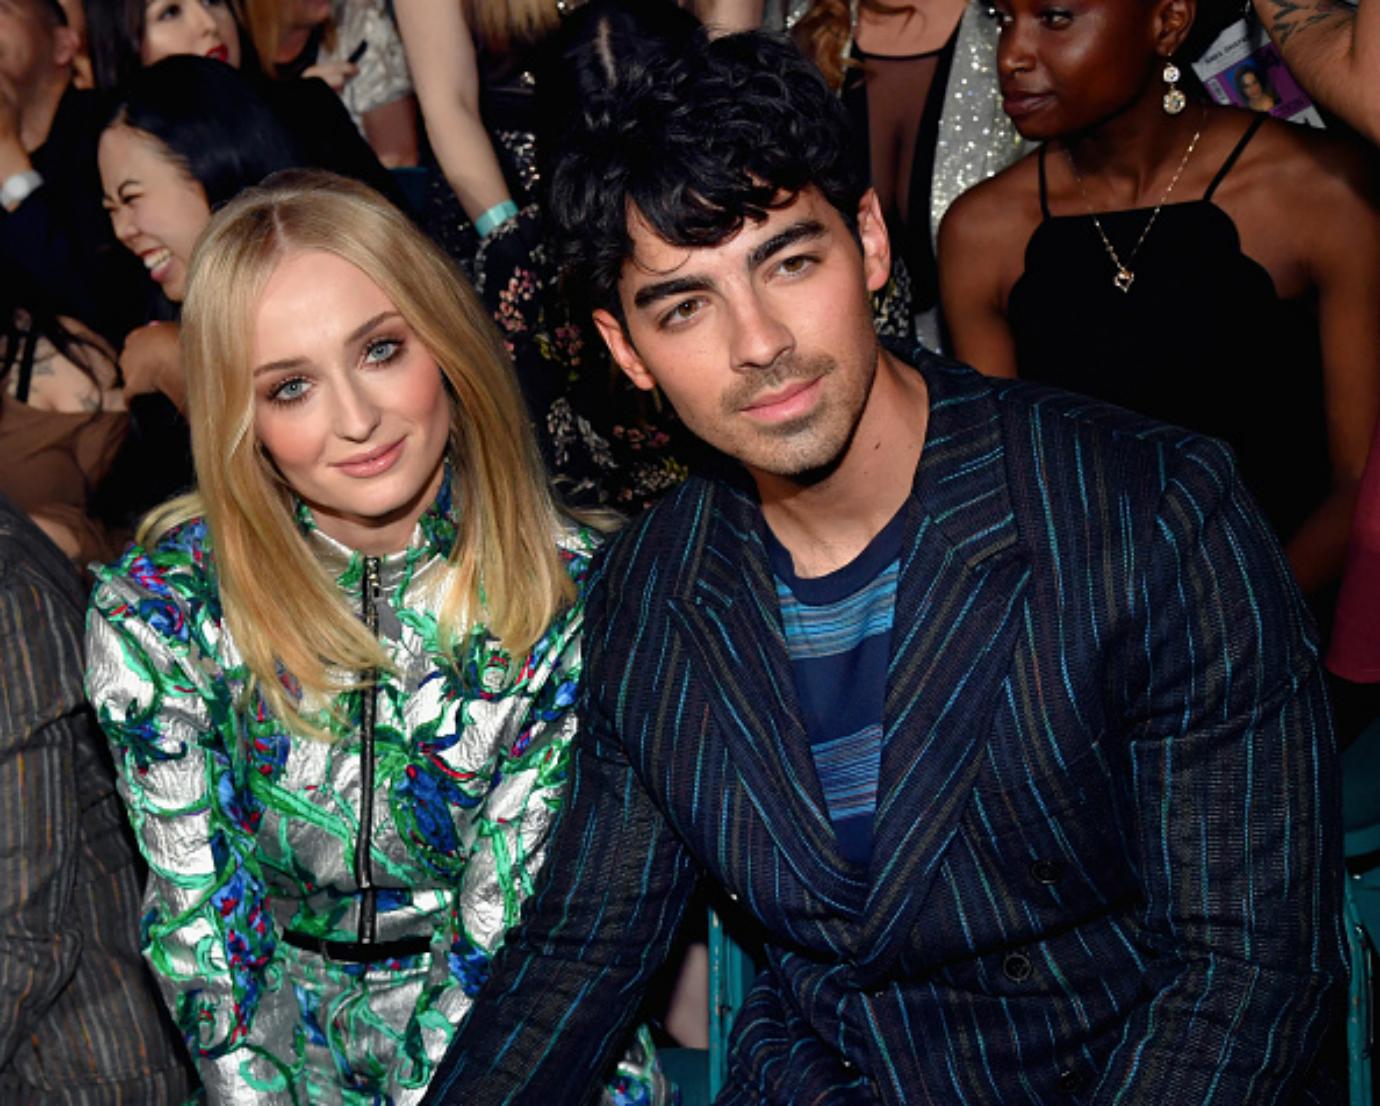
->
<box><xmin>939</xmin><ymin>150</ymin><xmax>1044</xmax><ymax>264</ymax></box>
<box><xmin>1229</xmin><ymin>113</ymin><xmax>1377</xmax><ymax>208</ymax></box>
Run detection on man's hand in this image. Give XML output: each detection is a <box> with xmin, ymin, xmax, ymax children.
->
<box><xmin>120</xmin><ymin>322</ymin><xmax>185</xmax><ymax>413</ymax></box>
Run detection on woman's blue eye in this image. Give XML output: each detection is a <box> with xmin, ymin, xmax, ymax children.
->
<box><xmin>364</xmin><ymin>337</ymin><xmax>402</xmax><ymax>364</ymax></box>
<box><xmin>269</xmin><ymin>377</ymin><xmax>309</xmax><ymax>405</ymax></box>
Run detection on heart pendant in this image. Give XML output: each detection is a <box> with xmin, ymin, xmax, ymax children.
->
<box><xmin>1113</xmin><ymin>268</ymin><xmax>1135</xmax><ymax>293</ymax></box>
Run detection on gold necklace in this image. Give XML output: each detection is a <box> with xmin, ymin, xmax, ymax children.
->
<box><xmin>1064</xmin><ymin>112</ymin><xmax>1206</xmax><ymax>294</ymax></box>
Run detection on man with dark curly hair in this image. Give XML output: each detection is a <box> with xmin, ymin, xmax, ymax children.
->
<box><xmin>423</xmin><ymin>27</ymin><xmax>1344</xmax><ymax>1106</ymax></box>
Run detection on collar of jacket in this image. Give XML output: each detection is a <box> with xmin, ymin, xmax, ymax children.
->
<box><xmin>295</xmin><ymin>461</ymin><xmax>459</xmax><ymax>597</ymax></box>
<box><xmin>669</xmin><ymin>342</ymin><xmax>1025</xmax><ymax>609</ymax></box>
<box><xmin>659</xmin><ymin>346</ymin><xmax>1033</xmax><ymax>966</ymax></box>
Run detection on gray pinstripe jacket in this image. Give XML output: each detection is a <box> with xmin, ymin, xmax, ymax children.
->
<box><xmin>425</xmin><ymin>355</ymin><xmax>1345</xmax><ymax>1106</ymax></box>
<box><xmin>0</xmin><ymin>496</ymin><xmax>194</xmax><ymax>1104</ymax></box>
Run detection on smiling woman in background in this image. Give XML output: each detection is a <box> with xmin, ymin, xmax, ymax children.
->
<box><xmin>84</xmin><ymin>0</ymin><xmax>403</xmax><ymax>201</ymax></box>
<box><xmin>85</xmin><ymin>170</ymin><xmax>669</xmax><ymax>1104</ymax></box>
<box><xmin>96</xmin><ymin>56</ymin><xmax>303</xmax><ymax>420</ymax></box>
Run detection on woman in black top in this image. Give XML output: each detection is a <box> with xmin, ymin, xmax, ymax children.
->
<box><xmin>938</xmin><ymin>0</ymin><xmax>1380</xmax><ymax>598</ymax></box>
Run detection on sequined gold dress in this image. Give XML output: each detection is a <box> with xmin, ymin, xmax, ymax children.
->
<box><xmin>85</xmin><ymin>483</ymin><xmax>666</xmax><ymax>1105</ymax></box>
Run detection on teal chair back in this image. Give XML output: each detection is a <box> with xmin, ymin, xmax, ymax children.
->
<box><xmin>659</xmin><ymin>906</ymin><xmax>759</xmax><ymax>1104</ymax></box>
<box><xmin>1347</xmin><ymin>872</ymin><xmax>1376</xmax><ymax>1106</ymax></box>
<box><xmin>1345</xmin><ymin>718</ymin><xmax>1380</xmax><ymax>1106</ymax></box>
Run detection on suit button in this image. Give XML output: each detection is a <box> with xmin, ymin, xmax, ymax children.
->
<box><xmin>727</xmin><ymin>891</ymin><xmax>739</xmax><ymax>903</ymax></box>
<box><xmin>1002</xmin><ymin>951</ymin><xmax>1033</xmax><ymax>982</ymax></box>
<box><xmin>1031</xmin><ymin>858</ymin><xmax>1063</xmax><ymax>884</ymax></box>
<box><xmin>1056</xmin><ymin>1068</ymin><xmax>1081</xmax><ymax>1092</ymax></box>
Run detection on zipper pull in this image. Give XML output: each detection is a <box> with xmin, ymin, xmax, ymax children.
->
<box><xmin>362</xmin><ymin>557</ymin><xmax>404</xmax><ymax>641</ymax></box>
<box><xmin>362</xmin><ymin>557</ymin><xmax>381</xmax><ymax>635</ymax></box>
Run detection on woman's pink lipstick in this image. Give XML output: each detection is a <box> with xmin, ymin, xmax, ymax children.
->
<box><xmin>333</xmin><ymin>438</ymin><xmax>405</xmax><ymax>478</ymax></box>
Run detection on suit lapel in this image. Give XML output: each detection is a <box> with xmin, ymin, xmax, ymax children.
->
<box><xmin>668</xmin><ymin>481</ymin><xmax>871</xmax><ymax>915</ymax></box>
<box><xmin>858</xmin><ymin>361</ymin><xmax>1031</xmax><ymax>973</ymax></box>
<box><xmin>665</xmin><ymin>360</ymin><xmax>1031</xmax><ymax>947</ymax></box>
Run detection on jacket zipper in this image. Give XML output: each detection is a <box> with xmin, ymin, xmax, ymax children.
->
<box><xmin>356</xmin><ymin>556</ymin><xmax>381</xmax><ymax>943</ymax></box>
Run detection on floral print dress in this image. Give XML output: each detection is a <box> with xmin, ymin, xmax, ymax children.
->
<box><xmin>85</xmin><ymin>484</ymin><xmax>667</xmax><ymax>1105</ymax></box>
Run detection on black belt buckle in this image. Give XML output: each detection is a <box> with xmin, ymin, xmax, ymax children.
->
<box><xmin>282</xmin><ymin>929</ymin><xmax>432</xmax><ymax>963</ymax></box>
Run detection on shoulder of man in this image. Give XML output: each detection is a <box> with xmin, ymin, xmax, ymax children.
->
<box><xmin>586</xmin><ymin>473</ymin><xmax>743</xmax><ymax>609</ymax></box>
<box><xmin>901</xmin><ymin>349</ymin><xmax>1251</xmax><ymax>562</ymax></box>
<box><xmin>0</xmin><ymin>495</ymin><xmax>85</xmax><ymax>613</ymax></box>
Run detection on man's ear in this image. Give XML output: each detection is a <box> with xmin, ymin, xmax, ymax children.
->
<box><xmin>592</xmin><ymin>308</ymin><xmax>658</xmax><ymax>392</ymax></box>
<box><xmin>856</xmin><ymin>188</ymin><xmax>891</xmax><ymax>295</ymax></box>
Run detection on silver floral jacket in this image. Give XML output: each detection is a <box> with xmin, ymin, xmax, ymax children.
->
<box><xmin>86</xmin><ymin>485</ymin><xmax>664</xmax><ymax>1105</ymax></box>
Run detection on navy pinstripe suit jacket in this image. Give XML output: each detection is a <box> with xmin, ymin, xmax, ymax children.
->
<box><xmin>425</xmin><ymin>356</ymin><xmax>1344</xmax><ymax>1105</ymax></box>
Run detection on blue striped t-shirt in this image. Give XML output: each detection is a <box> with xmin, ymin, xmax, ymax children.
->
<box><xmin>765</xmin><ymin>508</ymin><xmax>905</xmax><ymax>868</ymax></box>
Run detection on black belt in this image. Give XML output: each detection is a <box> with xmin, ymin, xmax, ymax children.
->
<box><xmin>282</xmin><ymin>930</ymin><xmax>432</xmax><ymax>963</ymax></box>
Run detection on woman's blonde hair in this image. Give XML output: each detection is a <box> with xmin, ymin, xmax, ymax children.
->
<box><xmin>238</xmin><ymin>0</ymin><xmax>336</xmax><ymax>76</ymax></box>
<box><xmin>463</xmin><ymin>0</ymin><xmax>560</xmax><ymax>54</ymax></box>
<box><xmin>792</xmin><ymin>0</ymin><xmax>912</xmax><ymax>91</ymax></box>
<box><xmin>143</xmin><ymin>169</ymin><xmax>574</xmax><ymax>732</ymax></box>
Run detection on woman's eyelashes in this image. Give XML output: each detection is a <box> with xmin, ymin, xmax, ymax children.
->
<box><xmin>262</xmin><ymin>337</ymin><xmax>406</xmax><ymax>407</ymax></box>
<box><xmin>266</xmin><ymin>375</ymin><xmax>311</xmax><ymax>406</ymax></box>
<box><xmin>988</xmin><ymin>4</ymin><xmax>1074</xmax><ymax>28</ymax></box>
<box><xmin>363</xmin><ymin>336</ymin><xmax>403</xmax><ymax>365</ymax></box>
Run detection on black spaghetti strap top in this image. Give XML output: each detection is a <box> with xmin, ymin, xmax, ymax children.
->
<box><xmin>1007</xmin><ymin>115</ymin><xmax>1328</xmax><ymax>542</ymax></box>
<box><xmin>0</xmin><ymin>319</ymin><xmax>40</xmax><ymax>404</ymax></box>
<box><xmin>843</xmin><ymin>26</ymin><xmax>960</xmax><ymax>320</ymax></box>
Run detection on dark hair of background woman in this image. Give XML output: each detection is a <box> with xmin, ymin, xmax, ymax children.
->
<box><xmin>107</xmin><ymin>55</ymin><xmax>303</xmax><ymax>211</ymax></box>
<box><xmin>1234</xmin><ymin>63</ymin><xmax>1274</xmax><ymax>99</ymax></box>
<box><xmin>0</xmin><ymin>284</ymin><xmax>106</xmax><ymax>395</ymax></box>
<box><xmin>85</xmin><ymin>0</ymin><xmax>261</xmax><ymax>92</ymax></box>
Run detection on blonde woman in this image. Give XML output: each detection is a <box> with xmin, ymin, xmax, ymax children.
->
<box><xmin>85</xmin><ymin>171</ymin><xmax>667</xmax><ymax>1105</ymax></box>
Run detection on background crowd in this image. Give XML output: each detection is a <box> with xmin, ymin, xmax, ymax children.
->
<box><xmin>1</xmin><ymin>0</ymin><xmax>1377</xmax><ymax>1101</ymax></box>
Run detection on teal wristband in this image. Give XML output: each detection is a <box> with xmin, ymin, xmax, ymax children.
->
<box><xmin>474</xmin><ymin>200</ymin><xmax>518</xmax><ymax>238</ymax></box>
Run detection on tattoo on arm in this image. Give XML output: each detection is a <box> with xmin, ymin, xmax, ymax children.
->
<box><xmin>1264</xmin><ymin>0</ymin><xmax>1350</xmax><ymax>45</ymax></box>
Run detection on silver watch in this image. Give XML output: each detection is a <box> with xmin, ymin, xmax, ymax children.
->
<box><xmin>1</xmin><ymin>169</ymin><xmax>43</xmax><ymax>213</ymax></box>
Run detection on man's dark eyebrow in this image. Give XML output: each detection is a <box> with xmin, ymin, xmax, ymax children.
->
<box><xmin>632</xmin><ymin>276</ymin><xmax>712</xmax><ymax>311</ymax></box>
<box><xmin>747</xmin><ymin>220</ymin><xmax>826</xmax><ymax>269</ymax></box>
<box><xmin>630</xmin><ymin>220</ymin><xmax>829</xmax><ymax>311</ymax></box>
